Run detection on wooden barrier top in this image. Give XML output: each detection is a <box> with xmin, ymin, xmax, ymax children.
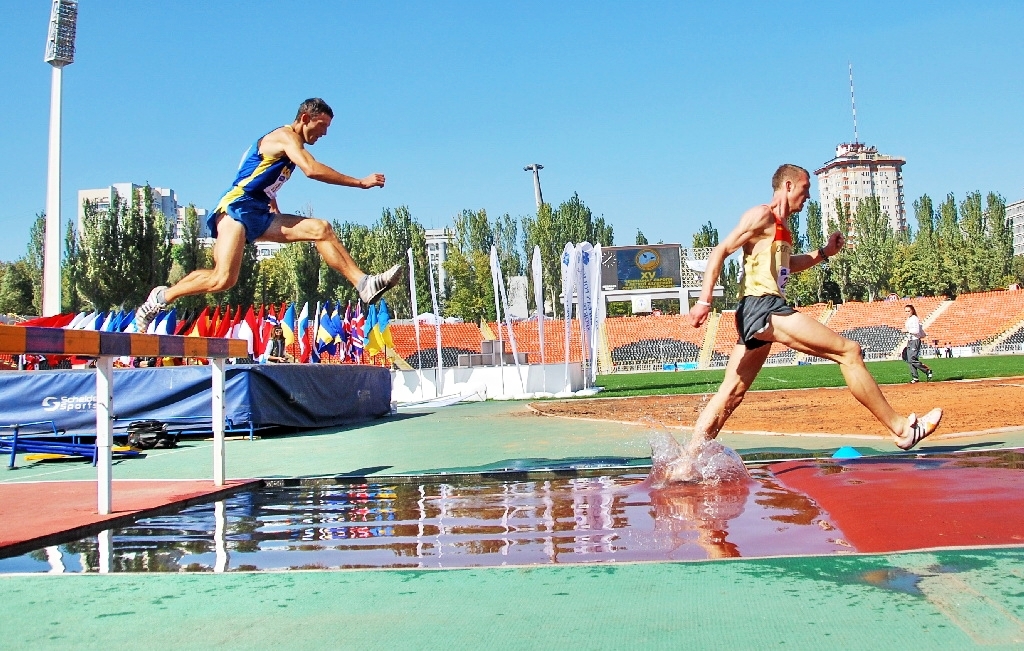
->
<box><xmin>0</xmin><ymin>325</ymin><xmax>248</xmax><ymax>359</ymax></box>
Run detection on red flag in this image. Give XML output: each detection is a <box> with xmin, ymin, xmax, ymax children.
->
<box><xmin>189</xmin><ymin>307</ymin><xmax>210</xmax><ymax>337</ymax></box>
<box><xmin>215</xmin><ymin>306</ymin><xmax>237</xmax><ymax>338</ymax></box>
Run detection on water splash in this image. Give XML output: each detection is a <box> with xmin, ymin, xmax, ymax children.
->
<box><xmin>647</xmin><ymin>430</ymin><xmax>748</xmax><ymax>488</ymax></box>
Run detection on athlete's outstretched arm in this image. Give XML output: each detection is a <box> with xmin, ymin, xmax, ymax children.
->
<box><xmin>268</xmin><ymin>129</ymin><xmax>385</xmax><ymax>189</ymax></box>
<box><xmin>688</xmin><ymin>206</ymin><xmax>773</xmax><ymax>327</ymax></box>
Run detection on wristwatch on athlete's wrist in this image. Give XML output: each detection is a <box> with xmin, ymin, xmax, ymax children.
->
<box><xmin>818</xmin><ymin>246</ymin><xmax>829</xmax><ymax>261</ymax></box>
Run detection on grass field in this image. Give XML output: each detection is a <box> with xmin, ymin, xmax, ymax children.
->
<box><xmin>594</xmin><ymin>354</ymin><xmax>1024</xmax><ymax>398</ymax></box>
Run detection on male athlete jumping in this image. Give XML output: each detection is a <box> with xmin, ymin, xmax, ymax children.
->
<box><xmin>676</xmin><ymin>164</ymin><xmax>941</xmax><ymax>479</ymax></box>
<box><xmin>135</xmin><ymin>98</ymin><xmax>401</xmax><ymax>332</ymax></box>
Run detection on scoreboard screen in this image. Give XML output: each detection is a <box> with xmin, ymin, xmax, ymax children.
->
<box><xmin>600</xmin><ymin>245</ymin><xmax>681</xmax><ymax>291</ymax></box>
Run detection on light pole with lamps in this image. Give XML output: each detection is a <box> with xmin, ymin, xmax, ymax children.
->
<box><xmin>42</xmin><ymin>0</ymin><xmax>78</xmax><ymax>316</ymax></box>
<box><xmin>523</xmin><ymin>163</ymin><xmax>544</xmax><ymax>210</ymax></box>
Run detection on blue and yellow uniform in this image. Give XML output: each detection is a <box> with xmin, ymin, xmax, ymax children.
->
<box><xmin>208</xmin><ymin>129</ymin><xmax>296</xmax><ymax>242</ymax></box>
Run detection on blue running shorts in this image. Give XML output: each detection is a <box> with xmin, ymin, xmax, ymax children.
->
<box><xmin>207</xmin><ymin>195</ymin><xmax>275</xmax><ymax>243</ymax></box>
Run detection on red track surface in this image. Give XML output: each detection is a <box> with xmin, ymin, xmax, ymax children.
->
<box><xmin>0</xmin><ymin>479</ymin><xmax>256</xmax><ymax>552</ymax></box>
<box><xmin>771</xmin><ymin>455</ymin><xmax>1024</xmax><ymax>553</ymax></box>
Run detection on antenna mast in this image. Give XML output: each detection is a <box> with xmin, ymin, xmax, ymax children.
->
<box><xmin>849</xmin><ymin>62</ymin><xmax>859</xmax><ymax>144</ymax></box>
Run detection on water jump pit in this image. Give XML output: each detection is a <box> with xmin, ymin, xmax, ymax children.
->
<box><xmin>4</xmin><ymin>447</ymin><xmax>1024</xmax><ymax>573</ymax></box>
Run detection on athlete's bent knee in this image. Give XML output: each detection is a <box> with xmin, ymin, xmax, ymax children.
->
<box><xmin>207</xmin><ymin>271</ymin><xmax>238</xmax><ymax>293</ymax></box>
<box><xmin>310</xmin><ymin>219</ymin><xmax>334</xmax><ymax>242</ymax></box>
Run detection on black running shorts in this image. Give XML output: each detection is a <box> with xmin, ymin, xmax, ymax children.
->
<box><xmin>735</xmin><ymin>294</ymin><xmax>796</xmax><ymax>349</ymax></box>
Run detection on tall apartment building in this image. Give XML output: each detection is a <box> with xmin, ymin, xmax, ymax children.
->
<box><xmin>814</xmin><ymin>143</ymin><xmax>907</xmax><ymax>235</ymax></box>
<box><xmin>77</xmin><ymin>183</ymin><xmax>211</xmax><ymax>243</ymax></box>
<box><xmin>1009</xmin><ymin>198</ymin><xmax>1024</xmax><ymax>257</ymax></box>
<box><xmin>425</xmin><ymin>227</ymin><xmax>453</xmax><ymax>297</ymax></box>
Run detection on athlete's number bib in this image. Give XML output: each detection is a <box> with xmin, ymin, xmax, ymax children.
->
<box><xmin>263</xmin><ymin>168</ymin><xmax>292</xmax><ymax>200</ymax></box>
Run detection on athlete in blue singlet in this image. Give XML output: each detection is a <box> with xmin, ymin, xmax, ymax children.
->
<box><xmin>135</xmin><ymin>98</ymin><xmax>402</xmax><ymax>332</ymax></box>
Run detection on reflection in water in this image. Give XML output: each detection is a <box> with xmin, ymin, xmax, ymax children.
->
<box><xmin>1</xmin><ymin>467</ymin><xmax>850</xmax><ymax>573</ymax></box>
<box><xmin>648</xmin><ymin>481</ymin><xmax>751</xmax><ymax>559</ymax></box>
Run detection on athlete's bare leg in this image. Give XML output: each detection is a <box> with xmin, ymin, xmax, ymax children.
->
<box><xmin>763</xmin><ymin>310</ymin><xmax>907</xmax><ymax>439</ymax></box>
<box><xmin>258</xmin><ymin>213</ymin><xmax>364</xmax><ymax>286</ymax></box>
<box><xmin>687</xmin><ymin>342</ymin><xmax>771</xmax><ymax>454</ymax></box>
<box><xmin>164</xmin><ymin>215</ymin><xmax>247</xmax><ymax>303</ymax></box>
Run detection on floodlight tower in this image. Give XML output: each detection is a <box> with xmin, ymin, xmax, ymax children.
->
<box><xmin>523</xmin><ymin>164</ymin><xmax>544</xmax><ymax>210</ymax></box>
<box><xmin>42</xmin><ymin>0</ymin><xmax>78</xmax><ymax>316</ymax></box>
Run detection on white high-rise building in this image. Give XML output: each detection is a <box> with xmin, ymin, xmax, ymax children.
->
<box><xmin>425</xmin><ymin>227</ymin><xmax>453</xmax><ymax>297</ymax></box>
<box><xmin>1008</xmin><ymin>198</ymin><xmax>1024</xmax><ymax>257</ymax></box>
<box><xmin>77</xmin><ymin>183</ymin><xmax>211</xmax><ymax>242</ymax></box>
<box><xmin>814</xmin><ymin>143</ymin><xmax>907</xmax><ymax>235</ymax></box>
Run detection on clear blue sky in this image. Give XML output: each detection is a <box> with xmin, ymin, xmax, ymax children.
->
<box><xmin>2</xmin><ymin>1</ymin><xmax>1022</xmax><ymax>263</ymax></box>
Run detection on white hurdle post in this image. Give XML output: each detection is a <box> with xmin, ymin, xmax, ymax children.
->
<box><xmin>95</xmin><ymin>355</ymin><xmax>114</xmax><ymax>515</ymax></box>
<box><xmin>211</xmin><ymin>358</ymin><xmax>226</xmax><ymax>486</ymax></box>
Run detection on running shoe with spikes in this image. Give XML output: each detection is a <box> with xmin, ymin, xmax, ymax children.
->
<box><xmin>135</xmin><ymin>286</ymin><xmax>168</xmax><ymax>334</ymax></box>
<box><xmin>357</xmin><ymin>264</ymin><xmax>403</xmax><ymax>305</ymax></box>
<box><xmin>897</xmin><ymin>407</ymin><xmax>942</xmax><ymax>451</ymax></box>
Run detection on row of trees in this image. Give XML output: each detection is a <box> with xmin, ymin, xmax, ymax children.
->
<box><xmin>1</xmin><ymin>186</ymin><xmax>1021</xmax><ymax>320</ymax></box>
<box><xmin>782</xmin><ymin>192</ymin><xmax>1021</xmax><ymax>307</ymax></box>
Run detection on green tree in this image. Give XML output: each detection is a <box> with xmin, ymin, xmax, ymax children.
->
<box><xmin>635</xmin><ymin>229</ymin><xmax>648</xmax><ymax>245</ymax></box>
<box><xmin>24</xmin><ymin>213</ymin><xmax>45</xmax><ymax>314</ymax></box>
<box><xmin>62</xmin><ymin>218</ymin><xmax>84</xmax><ymax>313</ymax></box>
<box><xmin>77</xmin><ymin>186</ymin><xmax>173</xmax><ymax>309</ymax></box>
<box><xmin>827</xmin><ymin>199</ymin><xmax>855</xmax><ymax>302</ymax></box>
<box><xmin>254</xmin><ymin>251</ymin><xmax>295</xmax><ymax>306</ymax></box>
<box><xmin>847</xmin><ymin>196</ymin><xmax>896</xmax><ymax>302</ymax></box>
<box><xmin>935</xmin><ymin>193</ymin><xmax>965</xmax><ymax>296</ymax></box>
<box><xmin>984</xmin><ymin>192</ymin><xmax>1014</xmax><ymax>288</ymax></box>
<box><xmin>444</xmin><ymin>209</ymin><xmax>496</xmax><ymax>322</ymax></box>
<box><xmin>222</xmin><ymin>243</ymin><xmax>257</xmax><ymax>307</ymax></box>
<box><xmin>0</xmin><ymin>260</ymin><xmax>36</xmax><ymax>315</ymax></box>
<box><xmin>168</xmin><ymin>204</ymin><xmax>211</xmax><ymax>311</ymax></box>
<box><xmin>692</xmin><ymin>221</ymin><xmax>719</xmax><ymax>249</ymax></box>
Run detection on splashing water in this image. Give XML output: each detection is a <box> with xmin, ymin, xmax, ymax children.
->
<box><xmin>647</xmin><ymin>430</ymin><xmax>749</xmax><ymax>487</ymax></box>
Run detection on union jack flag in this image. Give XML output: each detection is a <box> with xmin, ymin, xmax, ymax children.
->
<box><xmin>348</xmin><ymin>301</ymin><xmax>365</xmax><ymax>363</ymax></box>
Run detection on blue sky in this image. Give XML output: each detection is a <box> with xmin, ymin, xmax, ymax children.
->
<box><xmin>2</xmin><ymin>1</ymin><xmax>1022</xmax><ymax>262</ymax></box>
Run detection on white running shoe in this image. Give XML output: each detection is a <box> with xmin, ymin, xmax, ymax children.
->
<box><xmin>357</xmin><ymin>264</ymin><xmax>403</xmax><ymax>305</ymax></box>
<box><xmin>897</xmin><ymin>407</ymin><xmax>942</xmax><ymax>451</ymax></box>
<box><xmin>135</xmin><ymin>286</ymin><xmax>168</xmax><ymax>334</ymax></box>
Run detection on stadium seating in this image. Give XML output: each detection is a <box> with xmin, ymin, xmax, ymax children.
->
<box><xmin>925</xmin><ymin>291</ymin><xmax>1024</xmax><ymax>347</ymax></box>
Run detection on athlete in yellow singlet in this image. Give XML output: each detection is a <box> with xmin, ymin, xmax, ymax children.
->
<box><xmin>675</xmin><ymin>164</ymin><xmax>942</xmax><ymax>473</ymax></box>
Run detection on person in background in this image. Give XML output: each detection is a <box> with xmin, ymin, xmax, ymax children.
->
<box><xmin>263</xmin><ymin>325</ymin><xmax>293</xmax><ymax>363</ymax></box>
<box><xmin>903</xmin><ymin>305</ymin><xmax>933</xmax><ymax>383</ymax></box>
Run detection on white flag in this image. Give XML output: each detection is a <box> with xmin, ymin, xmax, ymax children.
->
<box><xmin>531</xmin><ymin>246</ymin><xmax>544</xmax><ymax>364</ymax></box>
<box><xmin>560</xmin><ymin>242</ymin><xmax>576</xmax><ymax>389</ymax></box>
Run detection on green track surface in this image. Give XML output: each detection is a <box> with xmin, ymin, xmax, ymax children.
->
<box><xmin>4</xmin><ymin>386</ymin><xmax>1024</xmax><ymax>649</ymax></box>
<box><xmin>3</xmin><ymin>549</ymin><xmax>1023</xmax><ymax>650</ymax></box>
<box><xmin>3</xmin><ymin>399</ymin><xmax>1022</xmax><ymax>483</ymax></box>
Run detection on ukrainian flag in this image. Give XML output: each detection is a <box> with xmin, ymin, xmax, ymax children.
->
<box><xmin>366</xmin><ymin>298</ymin><xmax>396</xmax><ymax>356</ymax></box>
<box><xmin>281</xmin><ymin>303</ymin><xmax>296</xmax><ymax>346</ymax></box>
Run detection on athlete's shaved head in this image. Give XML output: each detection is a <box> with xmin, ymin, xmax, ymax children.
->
<box><xmin>296</xmin><ymin>98</ymin><xmax>334</xmax><ymax>121</ymax></box>
<box><xmin>772</xmin><ymin>164</ymin><xmax>809</xmax><ymax>190</ymax></box>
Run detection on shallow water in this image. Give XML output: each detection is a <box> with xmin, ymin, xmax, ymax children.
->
<box><xmin>0</xmin><ymin>468</ymin><xmax>848</xmax><ymax>573</ymax></box>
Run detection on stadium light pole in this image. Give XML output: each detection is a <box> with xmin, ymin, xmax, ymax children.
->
<box><xmin>42</xmin><ymin>0</ymin><xmax>78</xmax><ymax>316</ymax></box>
<box><xmin>523</xmin><ymin>164</ymin><xmax>544</xmax><ymax>210</ymax></box>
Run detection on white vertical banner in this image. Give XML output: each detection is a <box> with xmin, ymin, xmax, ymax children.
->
<box><xmin>490</xmin><ymin>246</ymin><xmax>526</xmax><ymax>393</ymax></box>
<box><xmin>576</xmin><ymin>242</ymin><xmax>595</xmax><ymax>387</ymax></box>
<box><xmin>428</xmin><ymin>259</ymin><xmax>443</xmax><ymax>397</ymax></box>
<box><xmin>407</xmin><ymin>247</ymin><xmax>421</xmax><ymax>369</ymax></box>
<box><xmin>531</xmin><ymin>246</ymin><xmax>545</xmax><ymax>365</ymax></box>
<box><xmin>560</xmin><ymin>242</ymin><xmax>576</xmax><ymax>391</ymax></box>
<box><xmin>590</xmin><ymin>243</ymin><xmax>604</xmax><ymax>383</ymax></box>
<box><xmin>489</xmin><ymin>246</ymin><xmax>505</xmax><ymax>368</ymax></box>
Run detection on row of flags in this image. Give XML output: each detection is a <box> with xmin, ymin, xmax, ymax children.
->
<box><xmin>17</xmin><ymin>298</ymin><xmax>397</xmax><ymax>365</ymax></box>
